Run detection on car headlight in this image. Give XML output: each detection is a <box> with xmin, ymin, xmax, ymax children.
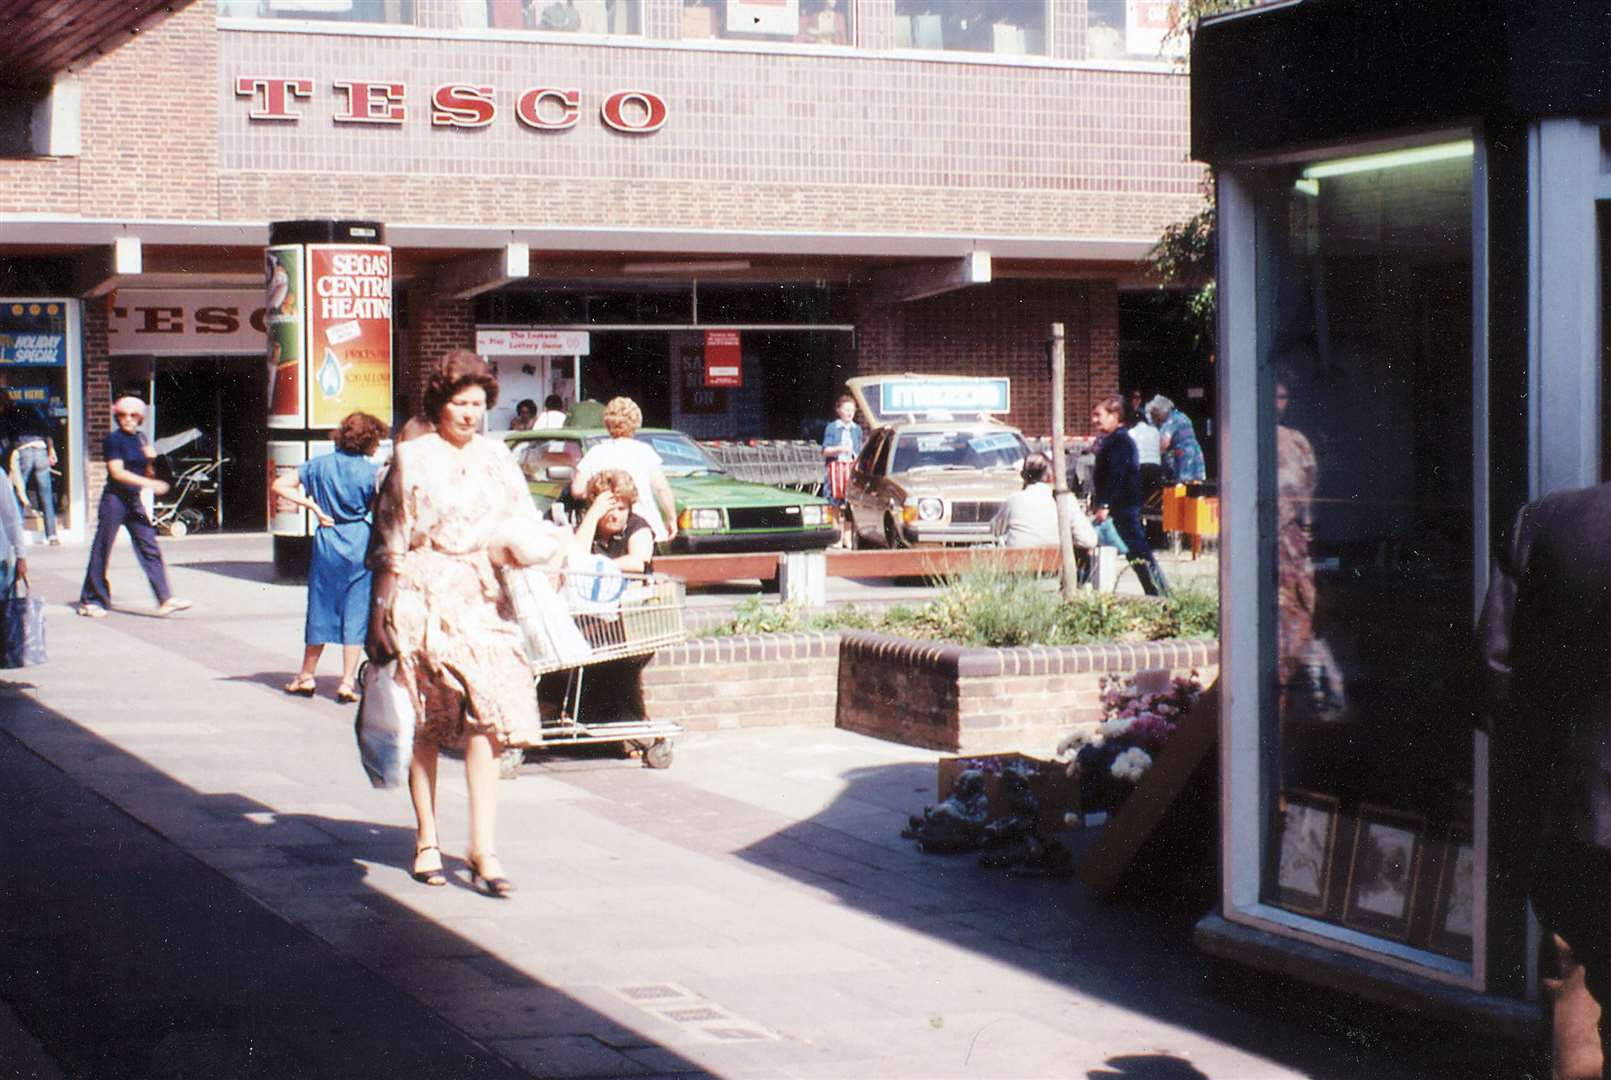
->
<box><xmin>914</xmin><ymin>497</ymin><xmax>945</xmax><ymax>522</ymax></box>
<box><xmin>800</xmin><ymin>505</ymin><xmax>828</xmax><ymax>526</ymax></box>
<box><xmin>678</xmin><ymin>508</ymin><xmax>723</xmax><ymax>531</ymax></box>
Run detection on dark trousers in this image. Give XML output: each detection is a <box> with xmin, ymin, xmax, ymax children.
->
<box><xmin>1532</xmin><ymin>841</ymin><xmax>1611</xmax><ymax>1079</ymax></box>
<box><xmin>1110</xmin><ymin>506</ymin><xmax>1168</xmax><ymax>597</ymax></box>
<box><xmin>80</xmin><ymin>489</ymin><xmax>170</xmax><ymax>608</ymax></box>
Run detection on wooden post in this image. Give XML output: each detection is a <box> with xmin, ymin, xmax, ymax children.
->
<box><xmin>1048</xmin><ymin>323</ymin><xmax>1079</xmax><ymax>600</ymax></box>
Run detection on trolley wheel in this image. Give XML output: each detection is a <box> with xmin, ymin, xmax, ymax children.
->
<box><xmin>177</xmin><ymin>508</ymin><xmax>208</xmax><ymax>535</ymax></box>
<box><xmin>164</xmin><ymin>520</ymin><xmax>187</xmax><ymax>538</ymax></box>
<box><xmin>497</xmin><ymin>746</ymin><xmax>524</xmax><ymax>780</ymax></box>
<box><xmin>642</xmin><ymin>738</ymin><xmax>673</xmax><ymax>770</ymax></box>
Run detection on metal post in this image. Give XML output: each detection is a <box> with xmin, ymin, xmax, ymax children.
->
<box><xmin>1048</xmin><ymin>323</ymin><xmax>1079</xmax><ymax>600</ymax></box>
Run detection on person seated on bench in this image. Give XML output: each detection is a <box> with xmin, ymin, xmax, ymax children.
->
<box><xmin>990</xmin><ymin>453</ymin><xmax>1097</xmax><ymax>550</ymax></box>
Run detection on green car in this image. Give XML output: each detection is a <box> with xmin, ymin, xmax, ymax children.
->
<box><xmin>504</xmin><ymin>427</ymin><xmax>839</xmax><ymax>554</ymax></box>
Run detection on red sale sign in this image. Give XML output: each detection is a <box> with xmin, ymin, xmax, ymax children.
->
<box><xmin>704</xmin><ymin>330</ymin><xmax>741</xmax><ymax>388</ymax></box>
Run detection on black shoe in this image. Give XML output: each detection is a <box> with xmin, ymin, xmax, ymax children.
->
<box><xmin>468</xmin><ymin>853</ymin><xmax>514</xmax><ymax>897</ymax></box>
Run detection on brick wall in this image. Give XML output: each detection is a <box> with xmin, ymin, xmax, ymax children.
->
<box><xmin>400</xmin><ymin>288</ymin><xmax>476</xmax><ymax>419</ymax></box>
<box><xmin>0</xmin><ymin>3</ymin><xmax>218</xmax><ymax>216</ymax></box>
<box><xmin>642</xmin><ymin>633</ymin><xmax>841</xmax><ymax>731</ymax></box>
<box><xmin>83</xmin><ymin>301</ymin><xmax>112</xmax><ymax>508</ymax></box>
<box><xmin>835</xmin><ymin>630</ymin><xmax>1219</xmax><ymax>754</ymax></box>
<box><xmin>852</xmin><ymin>279</ymin><xmax>1121</xmax><ymax>437</ymax></box>
<box><xmin>638</xmin><ymin>628</ymin><xmax>1218</xmax><ymax>757</ymax></box>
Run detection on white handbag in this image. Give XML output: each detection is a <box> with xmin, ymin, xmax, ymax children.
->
<box><xmin>354</xmin><ymin>660</ymin><xmax>416</xmax><ymax>789</ymax></box>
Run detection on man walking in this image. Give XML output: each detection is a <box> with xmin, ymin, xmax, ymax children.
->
<box><xmin>1480</xmin><ymin>488</ymin><xmax>1611</xmax><ymax>1079</ymax></box>
<box><xmin>1089</xmin><ymin>395</ymin><xmax>1167</xmax><ymax>597</ymax></box>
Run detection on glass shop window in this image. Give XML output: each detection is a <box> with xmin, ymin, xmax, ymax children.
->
<box><xmin>1256</xmin><ymin>141</ymin><xmax>1477</xmax><ymax>961</ymax></box>
<box><xmin>473</xmin><ymin>0</ymin><xmax>641</xmax><ymax>33</ymax></box>
<box><xmin>0</xmin><ymin>301</ymin><xmax>74</xmax><ymax>534</ymax></box>
<box><xmin>893</xmin><ymin>0</ymin><xmax>1045</xmax><ymax>56</ymax></box>
<box><xmin>680</xmin><ymin>0</ymin><xmax>853</xmax><ymax>45</ymax></box>
<box><xmin>1084</xmin><ymin>0</ymin><xmax>1183</xmax><ymax>62</ymax></box>
<box><xmin>217</xmin><ymin>0</ymin><xmax>418</xmax><ymax>24</ymax></box>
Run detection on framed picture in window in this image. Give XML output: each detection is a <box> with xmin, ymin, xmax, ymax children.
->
<box><xmin>1429</xmin><ymin>826</ymin><xmax>1475</xmax><ymax>960</ymax></box>
<box><xmin>1342</xmin><ymin>804</ymin><xmax>1426</xmax><ymax>940</ymax></box>
<box><xmin>1273</xmin><ymin>789</ymin><xmax>1340</xmax><ymax>916</ymax></box>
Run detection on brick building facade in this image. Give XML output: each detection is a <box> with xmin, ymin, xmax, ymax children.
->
<box><xmin>0</xmin><ymin>0</ymin><xmax>1200</xmax><ymax>536</ymax></box>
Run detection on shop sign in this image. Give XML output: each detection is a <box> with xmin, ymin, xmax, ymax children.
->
<box><xmin>476</xmin><ymin>329</ymin><xmax>590</xmax><ymax>357</ymax></box>
<box><xmin>308</xmin><ymin>245</ymin><xmax>393</xmax><ymax>428</ymax></box>
<box><xmin>235</xmin><ymin>78</ymin><xmax>668</xmax><ymax>134</ymax></box>
<box><xmin>679</xmin><ymin>344</ymin><xmax>725</xmax><ymax>415</ymax></box>
<box><xmin>881</xmin><ymin>376</ymin><xmax>1010</xmax><ymax>415</ymax></box>
<box><xmin>107</xmin><ymin>290</ymin><xmax>267</xmax><ymax>356</ymax></box>
<box><xmin>266</xmin><ymin>246</ymin><xmax>306</xmax><ymax>428</ymax></box>
<box><xmin>704</xmin><ymin>330</ymin><xmax>741</xmax><ymax>388</ymax></box>
<box><xmin>0</xmin><ymin>302</ymin><xmax>67</xmax><ymax>366</ymax></box>
<box><xmin>726</xmin><ymin>0</ymin><xmax>797</xmax><ymax>36</ymax></box>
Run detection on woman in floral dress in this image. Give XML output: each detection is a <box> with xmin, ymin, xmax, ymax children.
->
<box><xmin>1275</xmin><ymin>379</ymin><xmax>1319</xmax><ymax>717</ymax></box>
<box><xmin>367</xmin><ymin>350</ymin><xmax>546</xmax><ymax>897</ymax></box>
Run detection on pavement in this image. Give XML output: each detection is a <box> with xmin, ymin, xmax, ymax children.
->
<box><xmin>0</xmin><ymin>533</ymin><xmax>1533</xmax><ymax>1080</ymax></box>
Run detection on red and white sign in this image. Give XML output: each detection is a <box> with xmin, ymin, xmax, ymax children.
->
<box><xmin>704</xmin><ymin>330</ymin><xmax>742</xmax><ymax>388</ymax></box>
<box><xmin>1126</xmin><ymin>0</ymin><xmax>1186</xmax><ymax>59</ymax></box>
<box><xmin>476</xmin><ymin>329</ymin><xmax>590</xmax><ymax>357</ymax></box>
<box><xmin>235</xmin><ymin>78</ymin><xmax>667</xmax><ymax>134</ymax></box>
<box><xmin>307</xmin><ymin>245</ymin><xmax>393</xmax><ymax>427</ymax></box>
<box><xmin>107</xmin><ymin>290</ymin><xmax>267</xmax><ymax>355</ymax></box>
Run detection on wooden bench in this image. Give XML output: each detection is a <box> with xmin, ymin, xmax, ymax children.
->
<box><xmin>654</xmin><ymin>546</ymin><xmax>1065</xmax><ymax>588</ymax></box>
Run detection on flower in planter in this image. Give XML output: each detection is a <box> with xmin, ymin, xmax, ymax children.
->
<box><xmin>1111</xmin><ymin>746</ymin><xmax>1153</xmax><ymax>782</ymax></box>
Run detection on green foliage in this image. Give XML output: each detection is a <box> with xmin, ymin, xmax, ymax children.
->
<box><xmin>1144</xmin><ymin>174</ymin><xmax>1218</xmax><ymax>351</ymax></box>
<box><xmin>695</xmin><ymin>566</ymin><xmax>1219</xmax><ymax>648</ymax></box>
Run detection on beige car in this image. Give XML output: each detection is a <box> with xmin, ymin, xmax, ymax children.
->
<box><xmin>841</xmin><ymin>375</ymin><xmax>1029</xmax><ymax>548</ymax></box>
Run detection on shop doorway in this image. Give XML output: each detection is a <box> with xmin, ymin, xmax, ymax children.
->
<box><xmin>151</xmin><ymin>356</ymin><xmax>268</xmax><ymax>531</ymax></box>
<box><xmin>1117</xmin><ymin>288</ymin><xmax>1218</xmax><ymax>468</ymax></box>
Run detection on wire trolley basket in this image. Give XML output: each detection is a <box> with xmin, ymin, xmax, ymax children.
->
<box><xmin>504</xmin><ymin>566</ymin><xmax>688</xmax><ymax>676</ymax></box>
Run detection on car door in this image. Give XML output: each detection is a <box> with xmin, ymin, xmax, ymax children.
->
<box><xmin>847</xmin><ymin>430</ymin><xmax>885</xmax><ymax>539</ymax></box>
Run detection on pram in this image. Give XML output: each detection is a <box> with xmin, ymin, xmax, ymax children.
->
<box><xmin>501</xmin><ymin>564</ymin><xmax>687</xmax><ymax>776</ymax></box>
<box><xmin>148</xmin><ymin>429</ymin><xmax>226</xmax><ymax>537</ymax></box>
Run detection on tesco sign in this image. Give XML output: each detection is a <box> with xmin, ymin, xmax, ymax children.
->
<box><xmin>235</xmin><ymin>77</ymin><xmax>668</xmax><ymax>134</ymax></box>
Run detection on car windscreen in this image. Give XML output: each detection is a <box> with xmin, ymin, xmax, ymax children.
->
<box><xmin>891</xmin><ymin>430</ymin><xmax>1027</xmax><ymax>473</ymax></box>
<box><xmin>631</xmin><ymin>432</ymin><xmax>721</xmax><ymax>475</ymax></box>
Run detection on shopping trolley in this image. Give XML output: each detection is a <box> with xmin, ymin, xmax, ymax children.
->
<box><xmin>501</xmin><ymin>564</ymin><xmax>687</xmax><ymax>774</ymax></box>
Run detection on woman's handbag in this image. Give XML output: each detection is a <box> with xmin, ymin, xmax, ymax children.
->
<box><xmin>0</xmin><ymin>578</ymin><xmax>46</xmax><ymax>668</ymax></box>
<box><xmin>1093</xmin><ymin>517</ymin><xmax>1129</xmax><ymax>555</ymax></box>
<box><xmin>354</xmin><ymin>660</ymin><xmax>415</xmax><ymax>788</ymax></box>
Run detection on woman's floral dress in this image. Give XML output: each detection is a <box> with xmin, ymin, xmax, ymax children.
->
<box><xmin>1276</xmin><ymin>423</ymin><xmax>1318</xmax><ymax>711</ymax></box>
<box><xmin>371</xmin><ymin>433</ymin><xmax>542</xmax><ymax>748</ymax></box>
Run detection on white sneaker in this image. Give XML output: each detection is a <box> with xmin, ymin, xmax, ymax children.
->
<box><xmin>77</xmin><ymin>603</ymin><xmax>107</xmax><ymax>619</ymax></box>
<box><xmin>156</xmin><ymin>597</ymin><xmax>193</xmax><ymax>617</ymax></box>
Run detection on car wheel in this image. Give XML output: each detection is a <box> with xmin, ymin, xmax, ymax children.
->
<box><xmin>884</xmin><ymin>513</ymin><xmax>908</xmax><ymax>550</ymax></box>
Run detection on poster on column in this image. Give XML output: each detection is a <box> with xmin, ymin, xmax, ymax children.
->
<box><xmin>268</xmin><ymin>440</ymin><xmax>309</xmax><ymax>537</ymax></box>
<box><xmin>308</xmin><ymin>244</ymin><xmax>394</xmax><ymax>428</ymax></box>
<box><xmin>265</xmin><ymin>246</ymin><xmax>305</xmax><ymax>428</ymax></box>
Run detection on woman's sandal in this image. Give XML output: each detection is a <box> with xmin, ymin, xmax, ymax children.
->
<box><xmin>468</xmin><ymin>852</ymin><xmax>515</xmax><ymax>898</ymax></box>
<box><xmin>411</xmin><ymin>845</ymin><xmax>447</xmax><ymax>887</ymax></box>
<box><xmin>335</xmin><ymin>682</ymin><xmax>359</xmax><ymax>704</ymax></box>
<box><xmin>282</xmin><ymin>675</ymin><xmax>316</xmax><ymax>697</ymax></box>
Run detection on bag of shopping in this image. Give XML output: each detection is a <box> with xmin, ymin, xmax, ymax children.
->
<box><xmin>1093</xmin><ymin>517</ymin><xmax>1129</xmax><ymax>556</ymax></box>
<box><xmin>354</xmin><ymin>660</ymin><xmax>415</xmax><ymax>789</ymax></box>
<box><xmin>565</xmin><ymin>552</ymin><xmax>629</xmax><ymax>616</ymax></box>
<box><xmin>502</xmin><ymin>564</ymin><xmax>592</xmax><ymax>668</ymax></box>
<box><xmin>0</xmin><ymin>578</ymin><xmax>46</xmax><ymax>668</ymax></box>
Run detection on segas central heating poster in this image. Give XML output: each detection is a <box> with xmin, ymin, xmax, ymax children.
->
<box><xmin>306</xmin><ymin>244</ymin><xmax>394</xmax><ymax>428</ymax></box>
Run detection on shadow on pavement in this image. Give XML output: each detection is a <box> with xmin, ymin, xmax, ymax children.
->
<box><xmin>725</xmin><ymin>760</ymin><xmax>1539</xmax><ymax>1080</ymax></box>
<box><xmin>0</xmin><ymin>702</ymin><xmax>706</xmax><ymax>1080</ymax></box>
<box><xmin>170</xmin><ymin>559</ymin><xmax>286</xmax><ymax>585</ymax></box>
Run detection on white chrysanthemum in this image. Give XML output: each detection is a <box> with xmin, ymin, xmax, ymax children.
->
<box><xmin>1110</xmin><ymin>746</ymin><xmax>1153</xmax><ymax>782</ymax></box>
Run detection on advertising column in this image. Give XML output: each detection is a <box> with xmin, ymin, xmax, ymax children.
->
<box><xmin>265</xmin><ymin>220</ymin><xmax>391</xmax><ymax>577</ymax></box>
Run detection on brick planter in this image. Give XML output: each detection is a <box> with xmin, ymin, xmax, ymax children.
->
<box><xmin>642</xmin><ymin>633</ymin><xmax>840</xmax><ymax>733</ymax></box>
<box><xmin>834</xmin><ymin>631</ymin><xmax>1219</xmax><ymax>755</ymax></box>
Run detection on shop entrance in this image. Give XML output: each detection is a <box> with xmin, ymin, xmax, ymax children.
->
<box><xmin>151</xmin><ymin>355</ymin><xmax>269</xmax><ymax>531</ymax></box>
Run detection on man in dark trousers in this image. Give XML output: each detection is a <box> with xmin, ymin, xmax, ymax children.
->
<box><xmin>1480</xmin><ymin>487</ymin><xmax>1611</xmax><ymax>1079</ymax></box>
<box><xmin>1089</xmin><ymin>394</ymin><xmax>1167</xmax><ymax>597</ymax></box>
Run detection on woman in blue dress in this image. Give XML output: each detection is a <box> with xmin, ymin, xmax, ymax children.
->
<box><xmin>821</xmin><ymin>393</ymin><xmax>864</xmax><ymax>547</ymax></box>
<box><xmin>273</xmin><ymin>411</ymin><xmax>387</xmax><ymax>702</ymax></box>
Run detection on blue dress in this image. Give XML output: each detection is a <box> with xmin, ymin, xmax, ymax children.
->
<box><xmin>300</xmin><ymin>449</ymin><xmax>379</xmax><ymax>645</ymax></box>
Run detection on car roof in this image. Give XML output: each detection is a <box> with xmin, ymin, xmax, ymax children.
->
<box><xmin>503</xmin><ymin>427</ymin><xmax>680</xmax><ymax>440</ymax></box>
<box><xmin>878</xmin><ymin>420</ymin><xmax>1024</xmax><ymax>435</ymax></box>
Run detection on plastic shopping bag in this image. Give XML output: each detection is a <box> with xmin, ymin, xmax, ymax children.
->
<box><xmin>503</xmin><ymin>564</ymin><xmax>593</xmax><ymax>668</ymax></box>
<box><xmin>565</xmin><ymin>552</ymin><xmax>629</xmax><ymax>616</ymax></box>
<box><xmin>0</xmin><ymin>579</ymin><xmax>45</xmax><ymax>668</ymax></box>
<box><xmin>354</xmin><ymin>660</ymin><xmax>415</xmax><ymax>789</ymax></box>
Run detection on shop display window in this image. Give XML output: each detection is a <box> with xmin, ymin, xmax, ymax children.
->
<box><xmin>680</xmin><ymin>0</ymin><xmax>852</xmax><ymax>46</ymax></box>
<box><xmin>893</xmin><ymin>0</ymin><xmax>1044</xmax><ymax>56</ymax></box>
<box><xmin>0</xmin><ymin>300</ymin><xmax>76</xmax><ymax>536</ymax></box>
<box><xmin>1253</xmin><ymin>141</ymin><xmax>1477</xmax><ymax>962</ymax></box>
<box><xmin>219</xmin><ymin>0</ymin><xmax>643</xmax><ymax>34</ymax></box>
<box><xmin>1084</xmin><ymin>0</ymin><xmax>1183</xmax><ymax>62</ymax></box>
